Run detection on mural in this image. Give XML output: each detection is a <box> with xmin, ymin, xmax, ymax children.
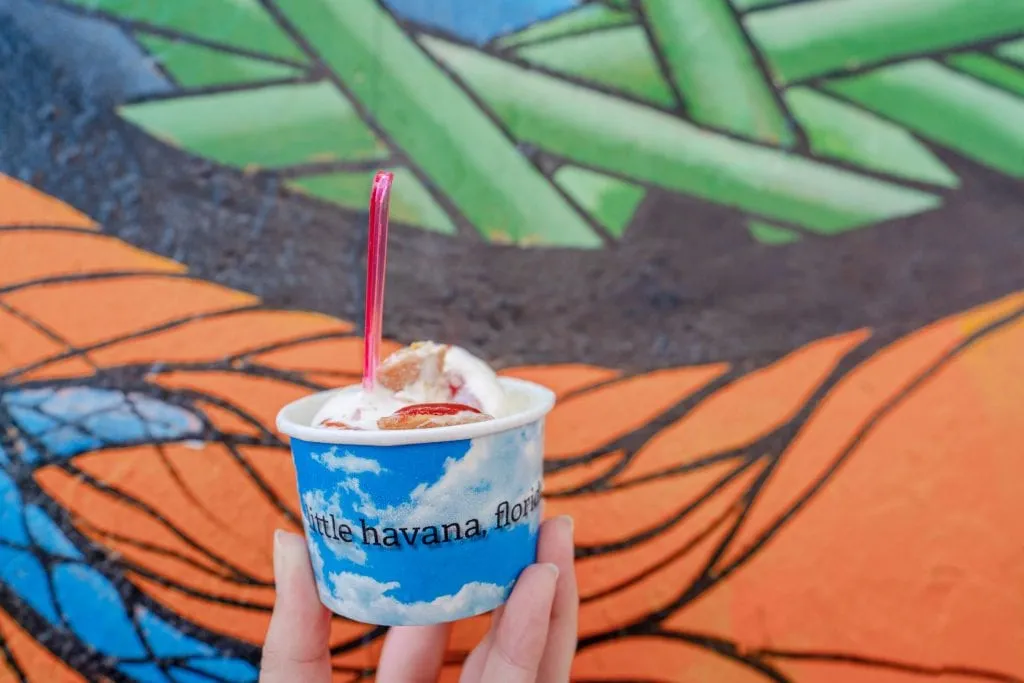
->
<box><xmin>1</xmin><ymin>0</ymin><xmax>1023</xmax><ymax>681</ymax></box>
<box><xmin>22</xmin><ymin>0</ymin><xmax>1024</xmax><ymax>247</ymax></box>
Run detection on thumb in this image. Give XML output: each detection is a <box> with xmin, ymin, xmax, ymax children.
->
<box><xmin>260</xmin><ymin>530</ymin><xmax>332</xmax><ymax>683</ymax></box>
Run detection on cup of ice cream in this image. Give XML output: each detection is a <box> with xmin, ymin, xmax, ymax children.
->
<box><xmin>276</xmin><ymin>342</ymin><xmax>555</xmax><ymax>626</ymax></box>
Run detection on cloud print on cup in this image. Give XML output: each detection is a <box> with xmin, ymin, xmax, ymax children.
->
<box><xmin>364</xmin><ymin>424</ymin><xmax>543</xmax><ymax>531</ymax></box>
<box><xmin>294</xmin><ymin>421</ymin><xmax>545</xmax><ymax>624</ymax></box>
<box><xmin>302</xmin><ymin>489</ymin><xmax>368</xmax><ymax>565</ymax></box>
<box><xmin>325</xmin><ymin>573</ymin><xmax>508</xmax><ymax>625</ymax></box>
<box><xmin>312</xmin><ymin>448</ymin><xmax>385</xmax><ymax>475</ymax></box>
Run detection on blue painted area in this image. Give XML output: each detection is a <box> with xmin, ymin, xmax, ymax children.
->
<box><xmin>384</xmin><ymin>0</ymin><xmax>578</xmax><ymax>43</ymax></box>
<box><xmin>0</xmin><ymin>384</ymin><xmax>264</xmax><ymax>680</ymax></box>
<box><xmin>170</xmin><ymin>668</ymin><xmax>224</xmax><ymax>683</ymax></box>
<box><xmin>2</xmin><ymin>387</ymin><xmax>204</xmax><ymax>464</ymax></box>
<box><xmin>185</xmin><ymin>657</ymin><xmax>259</xmax><ymax>680</ymax></box>
<box><xmin>0</xmin><ymin>546</ymin><xmax>60</xmax><ymax>623</ymax></box>
<box><xmin>137</xmin><ymin>608</ymin><xmax>215</xmax><ymax>658</ymax></box>
<box><xmin>3</xmin><ymin>388</ymin><xmax>52</xmax><ymax>408</ymax></box>
<box><xmin>117</xmin><ymin>662</ymin><xmax>173</xmax><ymax>682</ymax></box>
<box><xmin>0</xmin><ymin>469</ymin><xmax>28</xmax><ymax>545</ymax></box>
<box><xmin>25</xmin><ymin>504</ymin><xmax>83</xmax><ymax>560</ymax></box>
<box><xmin>53</xmin><ymin>563</ymin><xmax>149</xmax><ymax>658</ymax></box>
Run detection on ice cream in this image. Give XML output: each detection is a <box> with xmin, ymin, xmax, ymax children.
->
<box><xmin>312</xmin><ymin>342</ymin><xmax>507</xmax><ymax>431</ymax></box>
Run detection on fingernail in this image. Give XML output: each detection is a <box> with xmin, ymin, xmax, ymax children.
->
<box><xmin>538</xmin><ymin>562</ymin><xmax>560</xmax><ymax>580</ymax></box>
<box><xmin>273</xmin><ymin>529</ymin><xmax>303</xmax><ymax>582</ymax></box>
<box><xmin>553</xmin><ymin>514</ymin><xmax>574</xmax><ymax>541</ymax></box>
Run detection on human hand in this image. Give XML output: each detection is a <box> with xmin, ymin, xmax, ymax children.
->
<box><xmin>260</xmin><ymin>515</ymin><xmax>578</xmax><ymax>682</ymax></box>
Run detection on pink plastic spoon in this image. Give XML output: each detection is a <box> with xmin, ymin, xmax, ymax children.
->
<box><xmin>362</xmin><ymin>171</ymin><xmax>393</xmax><ymax>390</ymax></box>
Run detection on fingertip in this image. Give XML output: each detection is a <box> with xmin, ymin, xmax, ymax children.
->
<box><xmin>262</xmin><ymin>530</ymin><xmax>331</xmax><ymax>682</ymax></box>
<box><xmin>555</xmin><ymin>514</ymin><xmax>575</xmax><ymax>537</ymax></box>
<box><xmin>377</xmin><ymin>624</ymin><xmax>452</xmax><ymax>683</ymax></box>
<box><xmin>273</xmin><ymin>529</ymin><xmax>309</xmax><ymax>585</ymax></box>
<box><xmin>537</xmin><ymin>562</ymin><xmax>560</xmax><ymax>580</ymax></box>
<box><xmin>482</xmin><ymin>563</ymin><xmax>559</xmax><ymax>680</ymax></box>
<box><xmin>508</xmin><ymin>562</ymin><xmax>560</xmax><ymax>619</ymax></box>
<box><xmin>538</xmin><ymin>515</ymin><xmax>575</xmax><ymax>568</ymax></box>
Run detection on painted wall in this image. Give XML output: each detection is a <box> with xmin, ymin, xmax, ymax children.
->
<box><xmin>1</xmin><ymin>0</ymin><xmax>1023</xmax><ymax>681</ymax></box>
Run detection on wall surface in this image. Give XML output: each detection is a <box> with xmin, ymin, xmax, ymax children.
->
<box><xmin>1</xmin><ymin>0</ymin><xmax>1023</xmax><ymax>681</ymax></box>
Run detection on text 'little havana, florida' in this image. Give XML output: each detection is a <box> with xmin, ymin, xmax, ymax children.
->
<box><xmin>305</xmin><ymin>481</ymin><xmax>542</xmax><ymax>549</ymax></box>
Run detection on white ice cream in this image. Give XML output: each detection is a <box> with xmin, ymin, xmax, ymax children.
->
<box><xmin>445</xmin><ymin>346</ymin><xmax>506</xmax><ymax>417</ymax></box>
<box><xmin>311</xmin><ymin>343</ymin><xmax>507</xmax><ymax>430</ymax></box>
<box><xmin>312</xmin><ymin>387</ymin><xmax>406</xmax><ymax>431</ymax></box>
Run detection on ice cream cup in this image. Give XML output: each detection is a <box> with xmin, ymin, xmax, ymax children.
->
<box><xmin>275</xmin><ymin>378</ymin><xmax>555</xmax><ymax>626</ymax></box>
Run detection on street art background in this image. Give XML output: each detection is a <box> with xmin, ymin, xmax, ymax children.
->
<box><xmin>1</xmin><ymin>0</ymin><xmax>1023</xmax><ymax>681</ymax></box>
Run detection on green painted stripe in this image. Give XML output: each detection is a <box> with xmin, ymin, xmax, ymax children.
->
<box><xmin>785</xmin><ymin>86</ymin><xmax>958</xmax><ymax>187</ymax></box>
<box><xmin>747</xmin><ymin>220</ymin><xmax>802</xmax><ymax>244</ymax></box>
<box><xmin>423</xmin><ymin>37</ymin><xmax>941</xmax><ymax>235</ymax></box>
<box><xmin>515</xmin><ymin>27</ymin><xmax>676</xmax><ymax>107</ymax></box>
<box><xmin>553</xmin><ymin>166</ymin><xmax>646</xmax><ymax>237</ymax></box>
<box><xmin>747</xmin><ymin>0</ymin><xmax>1024</xmax><ymax>84</ymax></box>
<box><xmin>946</xmin><ymin>53</ymin><xmax>1024</xmax><ymax>98</ymax></box>
<box><xmin>62</xmin><ymin>0</ymin><xmax>307</xmax><ymax>63</ymax></box>
<box><xmin>731</xmin><ymin>0</ymin><xmax>792</xmax><ymax>10</ymax></box>
<box><xmin>119</xmin><ymin>82</ymin><xmax>388</xmax><ymax>170</ymax></box>
<box><xmin>134</xmin><ymin>33</ymin><xmax>304</xmax><ymax>88</ymax></box>
<box><xmin>826</xmin><ymin>60</ymin><xmax>1024</xmax><ymax>177</ymax></box>
<box><xmin>274</xmin><ymin>0</ymin><xmax>601</xmax><ymax>247</ymax></box>
<box><xmin>640</xmin><ymin>0</ymin><xmax>796</xmax><ymax>146</ymax></box>
<box><xmin>495</xmin><ymin>4</ymin><xmax>634</xmax><ymax>49</ymax></box>
<box><xmin>996</xmin><ymin>38</ymin><xmax>1024</xmax><ymax>65</ymax></box>
<box><xmin>289</xmin><ymin>168</ymin><xmax>455</xmax><ymax>234</ymax></box>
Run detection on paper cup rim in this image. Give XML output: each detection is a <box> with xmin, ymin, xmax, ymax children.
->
<box><xmin>276</xmin><ymin>377</ymin><xmax>555</xmax><ymax>446</ymax></box>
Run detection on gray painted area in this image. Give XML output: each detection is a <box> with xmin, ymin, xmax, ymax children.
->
<box><xmin>0</xmin><ymin>0</ymin><xmax>169</xmax><ymax>104</ymax></box>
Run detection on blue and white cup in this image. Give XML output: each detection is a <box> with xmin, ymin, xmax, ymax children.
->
<box><xmin>276</xmin><ymin>378</ymin><xmax>555</xmax><ymax>626</ymax></box>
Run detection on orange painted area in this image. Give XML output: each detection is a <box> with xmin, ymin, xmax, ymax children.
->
<box><xmin>152</xmin><ymin>370</ymin><xmax>313</xmax><ymax>435</ymax></box>
<box><xmin>572</xmin><ymin>635</ymin><xmax>766</xmax><ymax>682</ymax></box>
<box><xmin>0</xmin><ymin>307</ymin><xmax>70</xmax><ymax>374</ymax></box>
<box><xmin>0</xmin><ymin>175</ymin><xmax>95</xmax><ymax>229</ymax></box>
<box><xmin>766</xmin><ymin>657</ymin><xmax>1000</xmax><ymax>683</ymax></box>
<box><xmin>543</xmin><ymin>364</ymin><xmax>728</xmax><ymax>459</ymax></box>
<box><xmin>543</xmin><ymin>449</ymin><xmax>623</xmax><ymax>494</ymax></box>
<box><xmin>575</xmin><ymin>464</ymin><xmax>759</xmax><ymax>604</ymax></box>
<box><xmin>501</xmin><ymin>363</ymin><xmax>621</xmax><ymax>398</ymax></box>
<box><xmin>36</xmin><ymin>455</ymin><xmax>261</xmax><ymax>584</ymax></box>
<box><xmin>0</xmin><ymin>229</ymin><xmax>183</xmax><ymax>288</ymax></box>
<box><xmin>255</xmin><ymin>336</ymin><xmax>398</xmax><ymax>376</ymax></box>
<box><xmin>128</xmin><ymin>572</ymin><xmax>272</xmax><ymax>645</ymax></box>
<box><xmin>668</xmin><ymin>312</ymin><xmax>1024</xmax><ymax>676</ymax></box>
<box><xmin>3</xmin><ymin>275</ymin><xmax>257</xmax><ymax>348</ymax></box>
<box><xmin>90</xmin><ymin>309</ymin><xmax>350</xmax><ymax>367</ymax></box>
<box><xmin>619</xmin><ymin>329</ymin><xmax>870</xmax><ymax>483</ymax></box>
<box><xmin>0</xmin><ymin>609</ymin><xmax>87</xmax><ymax>683</ymax></box>
<box><xmin>15</xmin><ymin>356</ymin><xmax>95</xmax><ymax>381</ymax></box>
<box><xmin>73</xmin><ymin>443</ymin><xmax>300</xmax><ymax>583</ymax></box>
<box><xmin>3</xmin><ymin>175</ymin><xmax>1024</xmax><ymax>682</ymax></box>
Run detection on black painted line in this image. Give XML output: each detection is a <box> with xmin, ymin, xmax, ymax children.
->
<box><xmin>792</xmin><ymin>30</ymin><xmax>1024</xmax><ymax>87</ymax></box>
<box><xmin>121</xmin><ymin>73</ymin><xmax>323</xmax><ymax>107</ymax></box>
